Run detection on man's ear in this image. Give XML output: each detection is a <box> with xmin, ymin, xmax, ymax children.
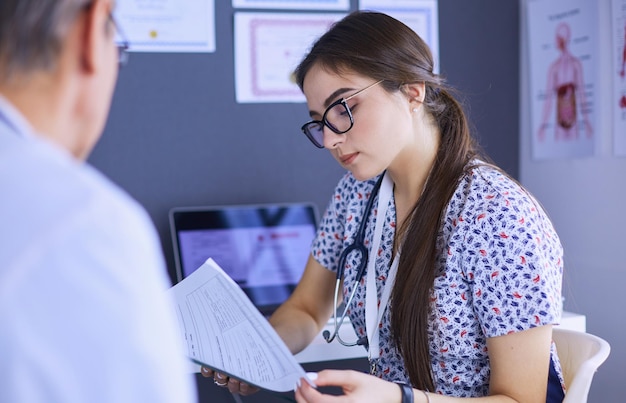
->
<box><xmin>79</xmin><ymin>0</ymin><xmax>110</xmax><ymax>74</ymax></box>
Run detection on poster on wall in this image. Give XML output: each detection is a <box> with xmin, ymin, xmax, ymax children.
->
<box><xmin>527</xmin><ymin>0</ymin><xmax>599</xmax><ymax>160</ymax></box>
<box><xmin>613</xmin><ymin>0</ymin><xmax>626</xmax><ymax>157</ymax></box>
<box><xmin>359</xmin><ymin>0</ymin><xmax>439</xmax><ymax>74</ymax></box>
<box><xmin>234</xmin><ymin>12</ymin><xmax>345</xmax><ymax>103</ymax></box>
<box><xmin>114</xmin><ymin>0</ymin><xmax>216</xmax><ymax>53</ymax></box>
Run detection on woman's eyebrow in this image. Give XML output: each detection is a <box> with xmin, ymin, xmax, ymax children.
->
<box><xmin>308</xmin><ymin>87</ymin><xmax>356</xmax><ymax>118</ymax></box>
<box><xmin>323</xmin><ymin>87</ymin><xmax>354</xmax><ymax>107</ymax></box>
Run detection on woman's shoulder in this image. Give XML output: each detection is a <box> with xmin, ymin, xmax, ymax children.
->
<box><xmin>462</xmin><ymin>162</ymin><xmax>529</xmax><ymax>204</ymax></box>
<box><xmin>452</xmin><ymin>162</ymin><xmax>557</xmax><ymax>235</ymax></box>
<box><xmin>450</xmin><ymin>162</ymin><xmax>544</xmax><ymax>221</ymax></box>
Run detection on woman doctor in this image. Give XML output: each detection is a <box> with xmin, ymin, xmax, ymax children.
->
<box><xmin>206</xmin><ymin>11</ymin><xmax>565</xmax><ymax>402</ymax></box>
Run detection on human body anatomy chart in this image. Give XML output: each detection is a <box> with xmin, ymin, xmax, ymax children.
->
<box><xmin>527</xmin><ymin>0</ymin><xmax>599</xmax><ymax>160</ymax></box>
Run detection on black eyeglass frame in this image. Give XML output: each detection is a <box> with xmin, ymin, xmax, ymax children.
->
<box><xmin>108</xmin><ymin>13</ymin><xmax>130</xmax><ymax>67</ymax></box>
<box><xmin>300</xmin><ymin>79</ymin><xmax>384</xmax><ymax>149</ymax></box>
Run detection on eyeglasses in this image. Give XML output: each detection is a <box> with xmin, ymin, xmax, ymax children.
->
<box><xmin>108</xmin><ymin>13</ymin><xmax>130</xmax><ymax>67</ymax></box>
<box><xmin>301</xmin><ymin>80</ymin><xmax>383</xmax><ymax>148</ymax></box>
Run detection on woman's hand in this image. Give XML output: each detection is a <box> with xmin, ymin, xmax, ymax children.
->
<box><xmin>200</xmin><ymin>366</ymin><xmax>259</xmax><ymax>396</ymax></box>
<box><xmin>294</xmin><ymin>370</ymin><xmax>401</xmax><ymax>403</ymax></box>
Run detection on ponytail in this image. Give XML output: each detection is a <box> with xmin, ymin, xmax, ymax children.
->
<box><xmin>390</xmin><ymin>87</ymin><xmax>482</xmax><ymax>391</ymax></box>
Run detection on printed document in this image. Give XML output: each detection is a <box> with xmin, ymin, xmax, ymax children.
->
<box><xmin>167</xmin><ymin>258</ymin><xmax>309</xmax><ymax>392</ymax></box>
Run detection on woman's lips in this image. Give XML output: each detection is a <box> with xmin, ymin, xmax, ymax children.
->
<box><xmin>340</xmin><ymin>152</ymin><xmax>358</xmax><ymax>165</ymax></box>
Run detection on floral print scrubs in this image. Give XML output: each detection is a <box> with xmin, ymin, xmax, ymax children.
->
<box><xmin>311</xmin><ymin>163</ymin><xmax>564</xmax><ymax>397</ymax></box>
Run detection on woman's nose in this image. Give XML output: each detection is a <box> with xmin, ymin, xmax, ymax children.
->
<box><xmin>322</xmin><ymin>126</ymin><xmax>345</xmax><ymax>149</ymax></box>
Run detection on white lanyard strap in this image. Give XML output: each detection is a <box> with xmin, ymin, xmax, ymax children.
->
<box><xmin>364</xmin><ymin>171</ymin><xmax>397</xmax><ymax>361</ymax></box>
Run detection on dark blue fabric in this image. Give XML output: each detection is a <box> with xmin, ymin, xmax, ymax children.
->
<box><xmin>547</xmin><ymin>355</ymin><xmax>565</xmax><ymax>402</ymax></box>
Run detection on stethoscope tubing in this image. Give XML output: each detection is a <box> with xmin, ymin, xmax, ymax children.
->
<box><xmin>323</xmin><ymin>173</ymin><xmax>386</xmax><ymax>347</ymax></box>
<box><xmin>325</xmin><ymin>277</ymin><xmax>362</xmax><ymax>346</ymax></box>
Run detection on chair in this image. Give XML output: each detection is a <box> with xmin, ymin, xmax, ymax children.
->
<box><xmin>552</xmin><ymin>328</ymin><xmax>610</xmax><ymax>402</ymax></box>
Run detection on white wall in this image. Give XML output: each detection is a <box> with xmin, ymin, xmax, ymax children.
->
<box><xmin>520</xmin><ymin>1</ymin><xmax>623</xmax><ymax>401</ymax></box>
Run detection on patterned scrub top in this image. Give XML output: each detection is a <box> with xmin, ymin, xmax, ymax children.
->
<box><xmin>311</xmin><ymin>163</ymin><xmax>564</xmax><ymax>397</ymax></box>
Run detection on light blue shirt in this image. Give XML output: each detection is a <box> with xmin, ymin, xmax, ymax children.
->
<box><xmin>0</xmin><ymin>96</ymin><xmax>197</xmax><ymax>403</ymax></box>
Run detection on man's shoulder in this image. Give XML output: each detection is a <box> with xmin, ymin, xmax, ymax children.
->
<box><xmin>12</xmin><ymin>137</ymin><xmax>140</xmax><ymax>210</ymax></box>
<box><xmin>1</xmin><ymin>137</ymin><xmax>154</xmax><ymax>250</ymax></box>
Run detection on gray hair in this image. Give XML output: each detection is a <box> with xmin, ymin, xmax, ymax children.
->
<box><xmin>0</xmin><ymin>0</ymin><xmax>90</xmax><ymax>81</ymax></box>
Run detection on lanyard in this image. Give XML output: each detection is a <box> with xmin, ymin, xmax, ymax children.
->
<box><xmin>364</xmin><ymin>171</ymin><xmax>398</xmax><ymax>362</ymax></box>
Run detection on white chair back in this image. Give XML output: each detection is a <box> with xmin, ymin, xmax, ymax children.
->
<box><xmin>552</xmin><ymin>328</ymin><xmax>610</xmax><ymax>403</ymax></box>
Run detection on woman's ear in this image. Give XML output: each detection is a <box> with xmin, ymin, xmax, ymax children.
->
<box><xmin>401</xmin><ymin>82</ymin><xmax>426</xmax><ymax>113</ymax></box>
<box><xmin>403</xmin><ymin>82</ymin><xmax>426</xmax><ymax>106</ymax></box>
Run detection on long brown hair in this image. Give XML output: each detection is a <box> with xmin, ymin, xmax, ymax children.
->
<box><xmin>295</xmin><ymin>11</ymin><xmax>486</xmax><ymax>391</ymax></box>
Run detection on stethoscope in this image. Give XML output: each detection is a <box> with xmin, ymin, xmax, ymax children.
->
<box><xmin>322</xmin><ymin>172</ymin><xmax>387</xmax><ymax>348</ymax></box>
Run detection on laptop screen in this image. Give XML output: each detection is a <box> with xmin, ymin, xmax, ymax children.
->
<box><xmin>169</xmin><ymin>203</ymin><xmax>318</xmax><ymax>316</ymax></box>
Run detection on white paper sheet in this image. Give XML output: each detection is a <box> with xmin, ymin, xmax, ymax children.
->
<box><xmin>167</xmin><ymin>258</ymin><xmax>309</xmax><ymax>392</ymax></box>
<box><xmin>232</xmin><ymin>0</ymin><xmax>349</xmax><ymax>10</ymax></box>
<box><xmin>358</xmin><ymin>0</ymin><xmax>439</xmax><ymax>74</ymax></box>
<box><xmin>114</xmin><ymin>0</ymin><xmax>216</xmax><ymax>53</ymax></box>
<box><xmin>234</xmin><ymin>12</ymin><xmax>346</xmax><ymax>103</ymax></box>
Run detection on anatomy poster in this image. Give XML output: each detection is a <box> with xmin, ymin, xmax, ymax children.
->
<box><xmin>613</xmin><ymin>0</ymin><xmax>626</xmax><ymax>156</ymax></box>
<box><xmin>527</xmin><ymin>0</ymin><xmax>599</xmax><ymax>160</ymax></box>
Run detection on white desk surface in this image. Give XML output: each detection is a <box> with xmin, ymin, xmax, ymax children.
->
<box><xmin>295</xmin><ymin>311</ymin><xmax>586</xmax><ymax>364</ymax></box>
<box><xmin>294</xmin><ymin>320</ymin><xmax>366</xmax><ymax>364</ymax></box>
<box><xmin>558</xmin><ymin>310</ymin><xmax>586</xmax><ymax>332</ymax></box>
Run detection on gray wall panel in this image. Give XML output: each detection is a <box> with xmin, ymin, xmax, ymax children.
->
<box><xmin>90</xmin><ymin>0</ymin><xmax>520</xmax><ymax>289</ymax></box>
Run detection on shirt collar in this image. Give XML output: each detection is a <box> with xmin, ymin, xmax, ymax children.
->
<box><xmin>0</xmin><ymin>94</ymin><xmax>36</xmax><ymax>139</ymax></box>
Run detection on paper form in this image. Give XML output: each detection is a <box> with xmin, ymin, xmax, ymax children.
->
<box><xmin>167</xmin><ymin>258</ymin><xmax>309</xmax><ymax>392</ymax></box>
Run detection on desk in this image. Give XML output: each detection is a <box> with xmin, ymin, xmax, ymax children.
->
<box><xmin>295</xmin><ymin>320</ymin><xmax>365</xmax><ymax>363</ymax></box>
<box><xmin>295</xmin><ymin>311</ymin><xmax>587</xmax><ymax>364</ymax></box>
<box><xmin>557</xmin><ymin>310</ymin><xmax>586</xmax><ymax>332</ymax></box>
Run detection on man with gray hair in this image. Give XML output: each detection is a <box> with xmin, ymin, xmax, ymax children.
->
<box><xmin>0</xmin><ymin>1</ymin><xmax>196</xmax><ymax>402</ymax></box>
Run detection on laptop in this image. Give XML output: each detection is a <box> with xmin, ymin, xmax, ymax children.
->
<box><xmin>169</xmin><ymin>203</ymin><xmax>319</xmax><ymax>317</ymax></box>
